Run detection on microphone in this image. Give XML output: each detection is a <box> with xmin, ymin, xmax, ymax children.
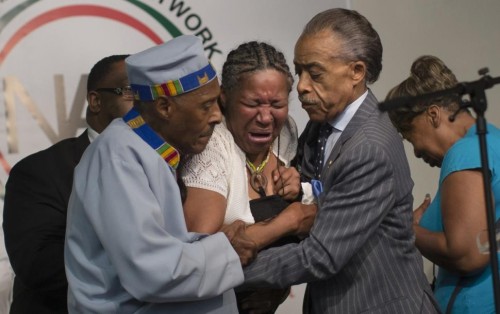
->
<box><xmin>448</xmin><ymin>99</ymin><xmax>470</xmax><ymax>122</ymax></box>
<box><xmin>379</xmin><ymin>71</ymin><xmax>500</xmax><ymax>113</ymax></box>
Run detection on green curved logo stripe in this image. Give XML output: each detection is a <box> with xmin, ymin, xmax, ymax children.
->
<box><xmin>125</xmin><ymin>0</ymin><xmax>182</xmax><ymax>37</ymax></box>
<box><xmin>0</xmin><ymin>0</ymin><xmax>40</xmax><ymax>34</ymax></box>
<box><xmin>0</xmin><ymin>0</ymin><xmax>183</xmax><ymax>38</ymax></box>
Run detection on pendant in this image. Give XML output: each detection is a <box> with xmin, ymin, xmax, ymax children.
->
<box><xmin>250</xmin><ymin>172</ymin><xmax>268</xmax><ymax>193</ymax></box>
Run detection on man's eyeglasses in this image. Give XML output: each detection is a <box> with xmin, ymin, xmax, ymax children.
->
<box><xmin>94</xmin><ymin>86</ymin><xmax>134</xmax><ymax>100</ymax></box>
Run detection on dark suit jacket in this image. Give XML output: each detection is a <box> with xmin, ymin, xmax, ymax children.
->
<box><xmin>244</xmin><ymin>91</ymin><xmax>439</xmax><ymax>313</ymax></box>
<box><xmin>3</xmin><ymin>131</ymin><xmax>90</xmax><ymax>314</ymax></box>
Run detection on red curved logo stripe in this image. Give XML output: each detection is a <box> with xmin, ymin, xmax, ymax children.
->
<box><xmin>0</xmin><ymin>4</ymin><xmax>163</xmax><ymax>66</ymax></box>
<box><xmin>0</xmin><ymin>150</ymin><xmax>10</xmax><ymax>174</ymax></box>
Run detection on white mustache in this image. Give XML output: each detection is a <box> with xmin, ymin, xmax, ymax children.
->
<box><xmin>298</xmin><ymin>95</ymin><xmax>320</xmax><ymax>106</ymax></box>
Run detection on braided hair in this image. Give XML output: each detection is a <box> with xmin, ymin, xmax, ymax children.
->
<box><xmin>221</xmin><ymin>41</ymin><xmax>294</xmax><ymax>95</ymax></box>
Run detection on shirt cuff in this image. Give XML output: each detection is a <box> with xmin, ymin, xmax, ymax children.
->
<box><xmin>300</xmin><ymin>182</ymin><xmax>316</xmax><ymax>205</ymax></box>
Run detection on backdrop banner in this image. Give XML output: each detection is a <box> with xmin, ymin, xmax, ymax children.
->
<box><xmin>0</xmin><ymin>1</ymin><xmax>347</xmax><ymax>312</ymax></box>
<box><xmin>0</xmin><ymin>0</ymin><xmax>347</xmax><ymax>196</ymax></box>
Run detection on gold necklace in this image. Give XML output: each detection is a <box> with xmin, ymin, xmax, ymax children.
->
<box><xmin>246</xmin><ymin>149</ymin><xmax>271</xmax><ymax>194</ymax></box>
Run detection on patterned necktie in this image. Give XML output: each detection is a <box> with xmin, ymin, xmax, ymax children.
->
<box><xmin>315</xmin><ymin>123</ymin><xmax>334</xmax><ymax>179</ymax></box>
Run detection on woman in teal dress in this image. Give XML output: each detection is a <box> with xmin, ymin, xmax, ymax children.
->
<box><xmin>385</xmin><ymin>55</ymin><xmax>500</xmax><ymax>313</ymax></box>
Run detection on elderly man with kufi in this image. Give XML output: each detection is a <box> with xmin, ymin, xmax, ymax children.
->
<box><xmin>64</xmin><ymin>35</ymin><xmax>256</xmax><ymax>314</ymax></box>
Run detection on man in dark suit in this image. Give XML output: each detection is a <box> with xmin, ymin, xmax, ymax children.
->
<box><xmin>243</xmin><ymin>8</ymin><xmax>439</xmax><ymax>313</ymax></box>
<box><xmin>3</xmin><ymin>54</ymin><xmax>133</xmax><ymax>313</ymax></box>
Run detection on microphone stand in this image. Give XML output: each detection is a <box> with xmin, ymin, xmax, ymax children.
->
<box><xmin>380</xmin><ymin>69</ymin><xmax>500</xmax><ymax>314</ymax></box>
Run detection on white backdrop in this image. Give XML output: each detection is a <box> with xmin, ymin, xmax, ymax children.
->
<box><xmin>0</xmin><ymin>1</ymin><xmax>348</xmax><ymax>312</ymax></box>
<box><xmin>0</xmin><ymin>0</ymin><xmax>347</xmax><ymax>193</ymax></box>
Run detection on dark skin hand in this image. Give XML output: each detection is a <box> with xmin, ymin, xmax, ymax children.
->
<box><xmin>221</xmin><ymin>220</ymin><xmax>258</xmax><ymax>266</ymax></box>
<box><xmin>413</xmin><ymin>193</ymin><xmax>431</xmax><ymax>225</ymax></box>
<box><xmin>272</xmin><ymin>166</ymin><xmax>301</xmax><ymax>200</ymax></box>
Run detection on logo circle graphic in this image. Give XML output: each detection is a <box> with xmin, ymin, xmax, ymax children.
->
<box><xmin>0</xmin><ymin>1</ymin><xmax>184</xmax><ymax>66</ymax></box>
<box><xmin>0</xmin><ymin>0</ymin><xmax>187</xmax><ymax>178</ymax></box>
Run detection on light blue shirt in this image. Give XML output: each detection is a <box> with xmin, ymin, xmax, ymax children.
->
<box><xmin>65</xmin><ymin>118</ymin><xmax>244</xmax><ymax>313</ymax></box>
<box><xmin>323</xmin><ymin>90</ymin><xmax>368</xmax><ymax>165</ymax></box>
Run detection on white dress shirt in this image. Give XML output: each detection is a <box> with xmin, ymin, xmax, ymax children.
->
<box><xmin>323</xmin><ymin>90</ymin><xmax>368</xmax><ymax>165</ymax></box>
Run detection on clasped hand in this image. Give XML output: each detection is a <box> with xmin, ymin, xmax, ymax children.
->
<box><xmin>413</xmin><ymin>194</ymin><xmax>431</xmax><ymax>225</ymax></box>
<box><xmin>272</xmin><ymin>166</ymin><xmax>301</xmax><ymax>201</ymax></box>
<box><xmin>221</xmin><ymin>220</ymin><xmax>257</xmax><ymax>266</ymax></box>
<box><xmin>282</xmin><ymin>202</ymin><xmax>317</xmax><ymax>236</ymax></box>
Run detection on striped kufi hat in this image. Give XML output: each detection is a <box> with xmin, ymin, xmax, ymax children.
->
<box><xmin>125</xmin><ymin>35</ymin><xmax>216</xmax><ymax>101</ymax></box>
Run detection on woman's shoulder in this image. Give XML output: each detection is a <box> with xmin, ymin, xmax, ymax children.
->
<box><xmin>183</xmin><ymin>123</ymin><xmax>235</xmax><ymax>171</ymax></box>
<box><xmin>210</xmin><ymin>122</ymin><xmax>235</xmax><ymax>146</ymax></box>
<box><xmin>440</xmin><ymin>129</ymin><xmax>483</xmax><ymax>182</ymax></box>
<box><xmin>273</xmin><ymin>116</ymin><xmax>299</xmax><ymax>166</ymax></box>
<box><xmin>284</xmin><ymin>115</ymin><xmax>298</xmax><ymax>138</ymax></box>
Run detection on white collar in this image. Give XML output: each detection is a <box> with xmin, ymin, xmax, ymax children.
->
<box><xmin>329</xmin><ymin>90</ymin><xmax>368</xmax><ymax>131</ymax></box>
<box><xmin>87</xmin><ymin>126</ymin><xmax>99</xmax><ymax>143</ymax></box>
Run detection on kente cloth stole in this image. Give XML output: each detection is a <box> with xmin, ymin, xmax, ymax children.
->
<box><xmin>122</xmin><ymin>108</ymin><xmax>180</xmax><ymax>172</ymax></box>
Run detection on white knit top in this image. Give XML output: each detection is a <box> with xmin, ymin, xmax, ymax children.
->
<box><xmin>182</xmin><ymin>116</ymin><xmax>298</xmax><ymax>224</ymax></box>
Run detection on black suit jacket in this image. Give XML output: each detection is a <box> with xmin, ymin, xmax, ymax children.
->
<box><xmin>3</xmin><ymin>131</ymin><xmax>90</xmax><ymax>314</ymax></box>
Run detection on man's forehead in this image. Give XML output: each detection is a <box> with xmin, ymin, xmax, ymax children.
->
<box><xmin>293</xmin><ymin>59</ymin><xmax>326</xmax><ymax>72</ymax></box>
<box><xmin>295</xmin><ymin>32</ymin><xmax>342</xmax><ymax>59</ymax></box>
<box><xmin>293</xmin><ymin>42</ymin><xmax>332</xmax><ymax>69</ymax></box>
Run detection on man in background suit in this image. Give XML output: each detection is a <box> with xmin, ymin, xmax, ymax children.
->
<box><xmin>243</xmin><ymin>8</ymin><xmax>439</xmax><ymax>313</ymax></box>
<box><xmin>3</xmin><ymin>54</ymin><xmax>133</xmax><ymax>313</ymax></box>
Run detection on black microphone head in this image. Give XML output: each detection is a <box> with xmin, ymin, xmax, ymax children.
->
<box><xmin>449</xmin><ymin>99</ymin><xmax>470</xmax><ymax>122</ymax></box>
